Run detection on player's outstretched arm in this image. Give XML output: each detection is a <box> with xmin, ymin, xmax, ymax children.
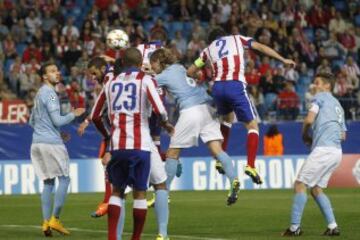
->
<box><xmin>251</xmin><ymin>42</ymin><xmax>296</xmax><ymax>67</ymax></box>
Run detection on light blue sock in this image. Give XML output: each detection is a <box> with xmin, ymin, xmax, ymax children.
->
<box><xmin>41</xmin><ymin>179</ymin><xmax>54</xmax><ymax>221</ymax></box>
<box><xmin>215</xmin><ymin>152</ymin><xmax>236</xmax><ymax>181</ymax></box>
<box><xmin>117</xmin><ymin>199</ymin><xmax>126</xmax><ymax>240</ymax></box>
<box><xmin>314</xmin><ymin>193</ymin><xmax>336</xmax><ymax>226</ymax></box>
<box><xmin>155</xmin><ymin>190</ymin><xmax>169</xmax><ymax>237</ymax></box>
<box><xmin>53</xmin><ymin>176</ymin><xmax>70</xmax><ymax>218</ymax></box>
<box><xmin>290</xmin><ymin>192</ymin><xmax>308</xmax><ymax>226</ymax></box>
<box><xmin>165</xmin><ymin>158</ymin><xmax>178</xmax><ymax>189</ymax></box>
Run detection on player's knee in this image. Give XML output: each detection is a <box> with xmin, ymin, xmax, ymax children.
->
<box><xmin>222</xmin><ymin>112</ymin><xmax>234</xmax><ymax>123</ymax></box>
<box><xmin>294</xmin><ymin>181</ymin><xmax>306</xmax><ymax>193</ymax></box>
<box><xmin>245</xmin><ymin>120</ymin><xmax>259</xmax><ymax>131</ymax></box>
<box><xmin>310</xmin><ymin>186</ymin><xmax>323</xmax><ymax>198</ymax></box>
<box><xmin>207</xmin><ymin>140</ymin><xmax>223</xmax><ymax>156</ymax></box>
<box><xmin>58</xmin><ymin>176</ymin><xmax>71</xmax><ymax>185</ymax></box>
<box><xmin>153</xmin><ymin>182</ymin><xmax>167</xmax><ymax>190</ymax></box>
<box><xmin>166</xmin><ymin>148</ymin><xmax>180</xmax><ymax>159</ymax></box>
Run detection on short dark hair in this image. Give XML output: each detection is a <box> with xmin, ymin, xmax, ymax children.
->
<box><xmin>88</xmin><ymin>57</ymin><xmax>107</xmax><ymax>69</ymax></box>
<box><xmin>39</xmin><ymin>62</ymin><xmax>56</xmax><ymax>77</ymax></box>
<box><xmin>150</xmin><ymin>29</ymin><xmax>167</xmax><ymax>43</ymax></box>
<box><xmin>123</xmin><ymin>47</ymin><xmax>142</xmax><ymax>68</ymax></box>
<box><xmin>208</xmin><ymin>27</ymin><xmax>227</xmax><ymax>44</ymax></box>
<box><xmin>315</xmin><ymin>72</ymin><xmax>336</xmax><ymax>91</ymax></box>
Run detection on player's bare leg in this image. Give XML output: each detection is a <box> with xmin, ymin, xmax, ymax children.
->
<box><xmin>310</xmin><ymin>186</ymin><xmax>340</xmax><ymax>236</ymax></box>
<box><xmin>207</xmin><ymin>140</ymin><xmax>239</xmax><ymax>205</ymax></box>
<box><xmin>132</xmin><ymin>190</ymin><xmax>148</xmax><ymax>240</ymax></box>
<box><xmin>244</xmin><ymin>120</ymin><xmax>263</xmax><ymax>184</ymax></box>
<box><xmin>108</xmin><ymin>187</ymin><xmax>124</xmax><ymax>240</ymax></box>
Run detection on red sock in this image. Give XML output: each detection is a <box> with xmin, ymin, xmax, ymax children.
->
<box><xmin>132</xmin><ymin>200</ymin><xmax>147</xmax><ymax>240</ymax></box>
<box><xmin>247</xmin><ymin>130</ymin><xmax>259</xmax><ymax>168</ymax></box>
<box><xmin>220</xmin><ymin>122</ymin><xmax>232</xmax><ymax>151</ymax></box>
<box><xmin>103</xmin><ymin>171</ymin><xmax>112</xmax><ymax>203</ymax></box>
<box><xmin>108</xmin><ymin>197</ymin><xmax>121</xmax><ymax>240</ymax></box>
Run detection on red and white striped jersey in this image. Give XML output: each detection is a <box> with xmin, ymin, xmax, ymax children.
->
<box><xmin>90</xmin><ymin>71</ymin><xmax>115</xmax><ymax>139</ymax></box>
<box><xmin>198</xmin><ymin>35</ymin><xmax>253</xmax><ymax>83</ymax></box>
<box><xmin>137</xmin><ymin>41</ymin><xmax>163</xmax><ymax>66</ymax></box>
<box><xmin>104</xmin><ymin>69</ymin><xmax>168</xmax><ymax>151</ymax></box>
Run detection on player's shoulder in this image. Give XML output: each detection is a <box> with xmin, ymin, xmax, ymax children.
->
<box><xmin>39</xmin><ymin>85</ymin><xmax>56</xmax><ymax>99</ymax></box>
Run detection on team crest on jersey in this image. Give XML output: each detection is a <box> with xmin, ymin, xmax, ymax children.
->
<box><xmin>50</xmin><ymin>95</ymin><xmax>56</xmax><ymax>101</ymax></box>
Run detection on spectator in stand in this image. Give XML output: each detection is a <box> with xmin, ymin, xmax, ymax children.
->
<box><xmin>22</xmin><ymin>42</ymin><xmax>42</xmax><ymax>63</ymax></box>
<box><xmin>284</xmin><ymin>63</ymin><xmax>299</xmax><ymax>84</ymax></box>
<box><xmin>295</xmin><ymin>4</ymin><xmax>308</xmax><ymax>28</ymax></box>
<box><xmin>41</xmin><ymin>9</ymin><xmax>57</xmax><ymax>37</ymax></box>
<box><xmin>4</xmin><ymin>9</ymin><xmax>19</xmax><ymax>29</ymax></box>
<box><xmin>344</xmin><ymin>56</ymin><xmax>360</xmax><ymax>86</ymax></box>
<box><xmin>0</xmin><ymin>17</ymin><xmax>10</xmax><ymax>40</ymax></box>
<box><xmin>277</xmin><ymin>81</ymin><xmax>300</xmax><ymax>120</ymax></box>
<box><xmin>263</xmin><ymin>124</ymin><xmax>284</xmax><ymax>156</ymax></box>
<box><xmin>322</xmin><ymin>32</ymin><xmax>347</xmax><ymax>61</ymax></box>
<box><xmin>8</xmin><ymin>56</ymin><xmax>22</xmax><ymax>94</ymax></box>
<box><xmin>69</xmin><ymin>89</ymin><xmax>85</xmax><ymax>109</ymax></box>
<box><xmin>63</xmin><ymin>39</ymin><xmax>82</xmax><ymax>72</ymax></box>
<box><xmin>329</xmin><ymin>11</ymin><xmax>347</xmax><ymax>34</ymax></box>
<box><xmin>260</xmin><ymin>68</ymin><xmax>284</xmax><ymax>111</ymax></box>
<box><xmin>25</xmin><ymin>9</ymin><xmax>42</xmax><ymax>36</ymax></box>
<box><xmin>41</xmin><ymin>42</ymin><xmax>55</xmax><ymax>62</ymax></box>
<box><xmin>61</xmin><ymin>17</ymin><xmax>80</xmax><ymax>39</ymax></box>
<box><xmin>197</xmin><ymin>0</ymin><xmax>216</xmax><ymax>22</ymax></box>
<box><xmin>3</xmin><ymin>34</ymin><xmax>17</xmax><ymax>59</ymax></box>
<box><xmin>171</xmin><ymin>30</ymin><xmax>187</xmax><ymax>55</ymax></box>
<box><xmin>187</xmin><ymin>34</ymin><xmax>206</xmax><ymax>55</ymax></box>
<box><xmin>19</xmin><ymin>65</ymin><xmax>39</xmax><ymax>98</ymax></box>
<box><xmin>339</xmin><ymin>27</ymin><xmax>356</xmax><ymax>53</ymax></box>
<box><xmin>245</xmin><ymin>60</ymin><xmax>261</xmax><ymax>86</ymax></box>
<box><xmin>150</xmin><ymin>18</ymin><xmax>167</xmax><ymax>34</ymax></box>
<box><xmin>258</xmin><ymin>56</ymin><xmax>272</xmax><ymax>75</ymax></box>
<box><xmin>305</xmin><ymin>84</ymin><xmax>316</xmax><ymax>109</ymax></box>
<box><xmin>249</xmin><ymin>86</ymin><xmax>265</xmax><ymax>119</ymax></box>
<box><xmin>307</xmin><ymin>0</ymin><xmax>328</xmax><ymax>29</ymax></box>
<box><xmin>217</xmin><ymin>0</ymin><xmax>232</xmax><ymax>24</ymax></box>
<box><xmin>264</xmin><ymin>11</ymin><xmax>279</xmax><ymax>32</ymax></box>
<box><xmin>316</xmin><ymin>59</ymin><xmax>332</xmax><ymax>74</ymax></box>
<box><xmin>11</xmin><ymin>18</ymin><xmax>28</xmax><ymax>43</ymax></box>
<box><xmin>192</xmin><ymin>19</ymin><xmax>207</xmax><ymax>41</ymax></box>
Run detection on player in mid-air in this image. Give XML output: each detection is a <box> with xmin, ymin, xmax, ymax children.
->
<box><xmin>29</xmin><ymin>62</ymin><xmax>85</xmax><ymax>236</ymax></box>
<box><xmin>104</xmin><ymin>47</ymin><xmax>173</xmax><ymax>240</ymax></box>
<box><xmin>150</xmin><ymin>48</ymin><xmax>240</xmax><ymax>205</ymax></box>
<box><xmin>187</xmin><ymin>27</ymin><xmax>295</xmax><ymax>184</ymax></box>
<box><xmin>282</xmin><ymin>73</ymin><xmax>346</xmax><ymax>236</ymax></box>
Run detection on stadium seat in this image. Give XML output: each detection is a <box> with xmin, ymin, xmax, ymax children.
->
<box><xmin>16</xmin><ymin>43</ymin><xmax>27</xmax><ymax>56</ymax></box>
<box><xmin>332</xmin><ymin>59</ymin><xmax>345</xmax><ymax>69</ymax></box>
<box><xmin>143</xmin><ymin>21</ymin><xmax>154</xmax><ymax>33</ymax></box>
<box><xmin>332</xmin><ymin>0</ymin><xmax>347</xmax><ymax>11</ymax></box>
<box><xmin>150</xmin><ymin>7</ymin><xmax>165</xmax><ymax>19</ymax></box>
<box><xmin>355</xmin><ymin>15</ymin><xmax>360</xmax><ymax>27</ymax></box>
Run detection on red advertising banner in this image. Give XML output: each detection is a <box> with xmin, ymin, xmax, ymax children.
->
<box><xmin>0</xmin><ymin>100</ymin><xmax>29</xmax><ymax>124</ymax></box>
<box><xmin>328</xmin><ymin>154</ymin><xmax>360</xmax><ymax>187</ymax></box>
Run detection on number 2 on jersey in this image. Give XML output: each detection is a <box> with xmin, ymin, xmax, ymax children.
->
<box><xmin>112</xmin><ymin>82</ymin><xmax>137</xmax><ymax>111</ymax></box>
<box><xmin>216</xmin><ymin>39</ymin><xmax>229</xmax><ymax>59</ymax></box>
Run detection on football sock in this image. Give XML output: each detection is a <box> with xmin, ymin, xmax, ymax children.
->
<box><xmin>103</xmin><ymin>170</ymin><xmax>112</xmax><ymax>203</ymax></box>
<box><xmin>314</xmin><ymin>193</ymin><xmax>337</xmax><ymax>228</ymax></box>
<box><xmin>53</xmin><ymin>176</ymin><xmax>70</xmax><ymax>218</ymax></box>
<box><xmin>41</xmin><ymin>179</ymin><xmax>54</xmax><ymax>221</ymax></box>
<box><xmin>108</xmin><ymin>196</ymin><xmax>122</xmax><ymax>240</ymax></box>
<box><xmin>155</xmin><ymin>190</ymin><xmax>169</xmax><ymax>237</ymax></box>
<box><xmin>220</xmin><ymin>122</ymin><xmax>232</xmax><ymax>151</ymax></box>
<box><xmin>117</xmin><ymin>198</ymin><xmax>126</xmax><ymax>240</ymax></box>
<box><xmin>165</xmin><ymin>158</ymin><xmax>178</xmax><ymax>189</ymax></box>
<box><xmin>132</xmin><ymin>199</ymin><xmax>147</xmax><ymax>240</ymax></box>
<box><xmin>247</xmin><ymin>130</ymin><xmax>259</xmax><ymax>168</ymax></box>
<box><xmin>290</xmin><ymin>192</ymin><xmax>307</xmax><ymax>227</ymax></box>
<box><xmin>215</xmin><ymin>152</ymin><xmax>236</xmax><ymax>181</ymax></box>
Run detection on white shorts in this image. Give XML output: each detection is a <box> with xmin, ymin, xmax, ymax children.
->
<box><xmin>297</xmin><ymin>147</ymin><xmax>342</xmax><ymax>188</ymax></box>
<box><xmin>31</xmin><ymin>143</ymin><xmax>70</xmax><ymax>181</ymax></box>
<box><xmin>170</xmin><ymin>104</ymin><xmax>223</xmax><ymax>148</ymax></box>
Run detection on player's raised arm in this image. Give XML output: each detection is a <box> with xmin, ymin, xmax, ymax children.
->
<box><xmin>251</xmin><ymin>41</ymin><xmax>296</xmax><ymax>67</ymax></box>
<box><xmin>187</xmin><ymin>48</ymin><xmax>208</xmax><ymax>79</ymax></box>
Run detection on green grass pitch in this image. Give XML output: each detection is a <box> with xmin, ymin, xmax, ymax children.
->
<box><xmin>0</xmin><ymin>189</ymin><xmax>359</xmax><ymax>240</ymax></box>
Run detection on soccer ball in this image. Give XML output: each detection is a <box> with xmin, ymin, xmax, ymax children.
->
<box><xmin>106</xmin><ymin>29</ymin><xmax>129</xmax><ymax>49</ymax></box>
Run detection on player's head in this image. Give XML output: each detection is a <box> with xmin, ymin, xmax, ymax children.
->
<box><xmin>208</xmin><ymin>27</ymin><xmax>227</xmax><ymax>44</ymax></box>
<box><xmin>314</xmin><ymin>72</ymin><xmax>335</xmax><ymax>93</ymax></box>
<box><xmin>40</xmin><ymin>62</ymin><xmax>61</xmax><ymax>86</ymax></box>
<box><xmin>149</xmin><ymin>48</ymin><xmax>176</xmax><ymax>74</ymax></box>
<box><xmin>150</xmin><ymin>29</ymin><xmax>167</xmax><ymax>44</ymax></box>
<box><xmin>122</xmin><ymin>47</ymin><xmax>142</xmax><ymax>69</ymax></box>
<box><xmin>88</xmin><ymin>57</ymin><xmax>107</xmax><ymax>84</ymax></box>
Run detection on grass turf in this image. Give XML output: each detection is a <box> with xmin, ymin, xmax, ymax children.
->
<box><xmin>0</xmin><ymin>189</ymin><xmax>359</xmax><ymax>240</ymax></box>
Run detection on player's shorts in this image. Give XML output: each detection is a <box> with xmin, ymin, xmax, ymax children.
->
<box><xmin>31</xmin><ymin>143</ymin><xmax>70</xmax><ymax>180</ymax></box>
<box><xmin>170</xmin><ymin>104</ymin><xmax>223</xmax><ymax>148</ymax></box>
<box><xmin>149</xmin><ymin>141</ymin><xmax>167</xmax><ymax>185</ymax></box>
<box><xmin>107</xmin><ymin>150</ymin><xmax>150</xmax><ymax>191</ymax></box>
<box><xmin>212</xmin><ymin>81</ymin><xmax>257</xmax><ymax>123</ymax></box>
<box><xmin>297</xmin><ymin>147</ymin><xmax>342</xmax><ymax>188</ymax></box>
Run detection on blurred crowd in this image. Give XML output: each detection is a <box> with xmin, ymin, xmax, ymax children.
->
<box><xmin>0</xmin><ymin>0</ymin><xmax>360</xmax><ymax>121</ymax></box>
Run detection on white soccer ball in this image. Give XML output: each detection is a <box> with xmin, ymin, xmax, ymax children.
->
<box><xmin>106</xmin><ymin>29</ymin><xmax>129</xmax><ymax>49</ymax></box>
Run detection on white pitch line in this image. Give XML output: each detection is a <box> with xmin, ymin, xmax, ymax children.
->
<box><xmin>0</xmin><ymin>224</ymin><xmax>229</xmax><ymax>240</ymax></box>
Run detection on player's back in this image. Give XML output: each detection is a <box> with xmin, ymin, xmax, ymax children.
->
<box><xmin>155</xmin><ymin>63</ymin><xmax>212</xmax><ymax>110</ymax></box>
<box><xmin>104</xmin><ymin>69</ymin><xmax>164</xmax><ymax>151</ymax></box>
<box><xmin>203</xmin><ymin>35</ymin><xmax>252</xmax><ymax>82</ymax></box>
<box><xmin>312</xmin><ymin>92</ymin><xmax>346</xmax><ymax>150</ymax></box>
<box><xmin>137</xmin><ymin>41</ymin><xmax>162</xmax><ymax>66</ymax></box>
<box><xmin>30</xmin><ymin>85</ymin><xmax>62</xmax><ymax>144</ymax></box>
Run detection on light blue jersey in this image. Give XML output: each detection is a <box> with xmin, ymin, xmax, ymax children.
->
<box><xmin>311</xmin><ymin>92</ymin><xmax>346</xmax><ymax>150</ymax></box>
<box><xmin>29</xmin><ymin>84</ymin><xmax>75</xmax><ymax>144</ymax></box>
<box><xmin>155</xmin><ymin>64</ymin><xmax>212</xmax><ymax>110</ymax></box>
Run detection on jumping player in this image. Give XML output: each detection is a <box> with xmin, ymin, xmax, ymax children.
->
<box><xmin>282</xmin><ymin>73</ymin><xmax>346</xmax><ymax>236</ymax></box>
<box><xmin>187</xmin><ymin>27</ymin><xmax>295</xmax><ymax>184</ymax></box>
<box><xmin>150</xmin><ymin>48</ymin><xmax>240</xmax><ymax>206</ymax></box>
<box><xmin>104</xmin><ymin>47</ymin><xmax>173</xmax><ymax>240</ymax></box>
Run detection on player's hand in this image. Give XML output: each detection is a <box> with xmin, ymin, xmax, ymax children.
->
<box><xmin>161</xmin><ymin>121</ymin><xmax>175</xmax><ymax>136</ymax></box>
<box><xmin>102</xmin><ymin>152</ymin><xmax>111</xmax><ymax>166</ymax></box>
<box><xmin>72</xmin><ymin>108</ymin><xmax>86</xmax><ymax>117</ymax></box>
<box><xmin>77</xmin><ymin>120</ymin><xmax>89</xmax><ymax>136</ymax></box>
<box><xmin>61</xmin><ymin>132</ymin><xmax>71</xmax><ymax>142</ymax></box>
<box><xmin>302</xmin><ymin>134</ymin><xmax>312</xmax><ymax>147</ymax></box>
<box><xmin>283</xmin><ymin>59</ymin><xmax>296</xmax><ymax>67</ymax></box>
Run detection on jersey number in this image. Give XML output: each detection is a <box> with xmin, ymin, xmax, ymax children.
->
<box><xmin>216</xmin><ymin>39</ymin><xmax>229</xmax><ymax>59</ymax></box>
<box><xmin>112</xmin><ymin>83</ymin><xmax>137</xmax><ymax>111</ymax></box>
